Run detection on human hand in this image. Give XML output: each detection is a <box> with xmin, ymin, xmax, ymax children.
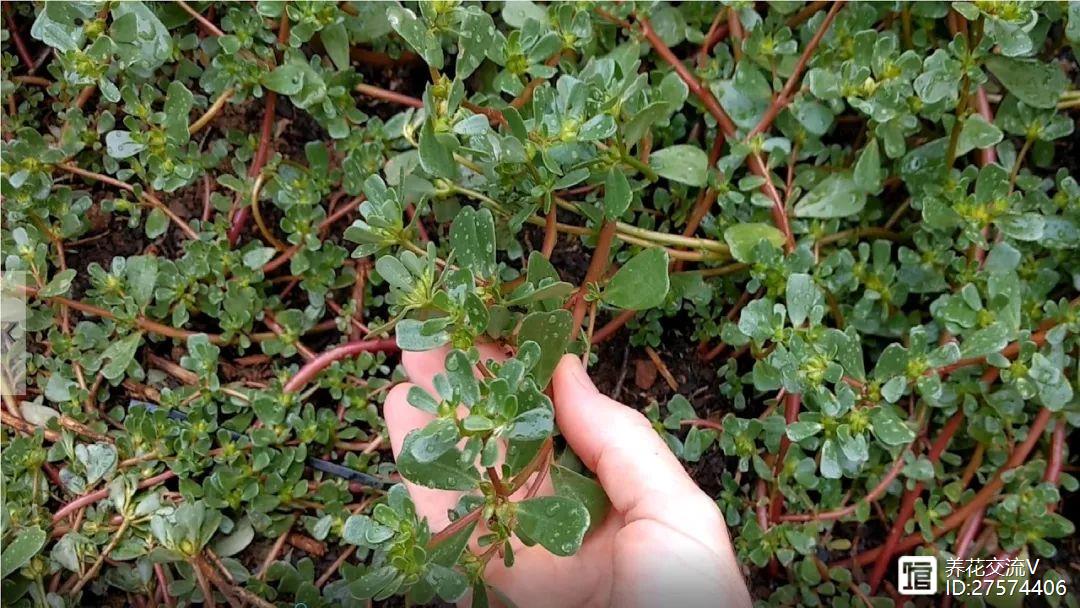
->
<box><xmin>384</xmin><ymin>348</ymin><xmax>752</xmax><ymax>608</ymax></box>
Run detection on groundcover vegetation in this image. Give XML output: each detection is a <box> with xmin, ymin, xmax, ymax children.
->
<box><xmin>1</xmin><ymin>0</ymin><xmax>1078</xmax><ymax>606</ymax></box>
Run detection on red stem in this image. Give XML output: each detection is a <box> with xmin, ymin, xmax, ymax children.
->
<box><xmin>282</xmin><ymin>339</ymin><xmax>399</xmax><ymax>394</ymax></box>
<box><xmin>53</xmin><ymin>471</ymin><xmax>176</xmax><ymax>523</ymax></box>
<box><xmin>768</xmin><ymin>393</ymin><xmax>802</xmax><ymax>521</ymax></box>
<box><xmin>591</xmin><ymin>309</ymin><xmax>636</xmax><ymax>344</ymax></box>
<box><xmin>868</xmin><ymin>410</ymin><xmax>965</xmax><ymax>590</ymax></box>
<box><xmin>156</xmin><ymin>564</ymin><xmax>176</xmax><ymax>608</ymax></box>
<box><xmin>570</xmin><ymin>221</ymin><xmax>618</xmax><ymax>340</ymax></box>
<box><xmin>355</xmin><ymin>83</ymin><xmax>423</xmax><ymax>108</ymax></box>
<box><xmin>746</xmin><ymin>1</ymin><xmax>845</xmax><ymax>139</ymax></box>
<box><xmin>697</xmin><ymin>9</ymin><xmax>730</xmax><ymax>67</ymax></box>
<box><xmin>981</xmin><ymin>421</ymin><xmax>1067</xmax><ymax>581</ymax></box>
<box><xmin>229</xmin><ymin>16</ymin><xmax>288</xmax><ymax>247</ymax></box>
<box><xmin>779</xmin><ymin>449</ymin><xmax>907</xmax><ymax>522</ymax></box>
<box><xmin>3</xmin><ymin>5</ymin><xmax>35</xmax><ymax>69</ymax></box>
<box><xmin>839</xmin><ymin>408</ymin><xmax>1052</xmax><ymax>569</ymax></box>
<box><xmin>541</xmin><ymin>205</ymin><xmax>558</xmax><ymax>259</ymax></box>
<box><xmin>953</xmin><ymin>506</ymin><xmax>986</xmax><ymax>561</ymax></box>
<box><xmin>635</xmin><ymin>15</ymin><xmax>794</xmax><ymax>251</ymax></box>
<box><xmin>228</xmin><ymin>92</ymin><xmax>276</xmax><ymax>246</ymax></box>
<box><xmin>727</xmin><ymin>9</ymin><xmax>744</xmax><ymax>61</ymax></box>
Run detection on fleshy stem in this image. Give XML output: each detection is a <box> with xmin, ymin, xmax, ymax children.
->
<box><xmin>56</xmin><ymin>164</ymin><xmax>200</xmax><ymax>240</ymax></box>
<box><xmin>570</xmin><ymin>220</ymin><xmax>617</xmax><ymax>341</ymax></box>
<box><xmin>867</xmin><ymin>410</ymin><xmax>965</xmax><ymax>590</ymax></box>
<box><xmin>228</xmin><ymin>13</ymin><xmax>289</xmax><ymax>246</ymax></box>
<box><xmin>633</xmin><ymin>14</ymin><xmax>796</xmax><ymax>251</ymax></box>
<box><xmin>282</xmin><ymin>339</ymin><xmax>400</xmax><ymax>394</ymax></box>
<box><xmin>837</xmin><ymin>408</ymin><xmax>1053</xmax><ymax>569</ymax></box>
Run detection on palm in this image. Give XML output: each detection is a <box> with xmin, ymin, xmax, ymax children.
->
<box><xmin>385</xmin><ymin>349</ymin><xmax>751</xmax><ymax>608</ymax></box>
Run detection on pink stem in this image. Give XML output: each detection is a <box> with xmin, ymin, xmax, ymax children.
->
<box><xmin>53</xmin><ymin>471</ymin><xmax>176</xmax><ymax>523</ymax></box>
<box><xmin>282</xmin><ymin>339</ymin><xmax>399</xmax><ymax>394</ymax></box>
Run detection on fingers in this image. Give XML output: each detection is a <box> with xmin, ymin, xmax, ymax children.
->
<box><xmin>550</xmin><ymin>355</ymin><xmax>732</xmax><ymax>555</ymax></box>
<box><xmin>612</xmin><ymin>520</ymin><xmax>753</xmax><ymax>608</ymax></box>
<box><xmin>384</xmin><ymin>344</ymin><xmax>515</xmax><ymax>531</ymax></box>
<box><xmin>401</xmin><ymin>343</ymin><xmax>509</xmax><ymax>395</ymax></box>
<box><xmin>384</xmin><ymin>382</ymin><xmax>461</xmax><ymax>531</ymax></box>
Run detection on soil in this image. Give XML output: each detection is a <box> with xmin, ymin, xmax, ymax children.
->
<box><xmin>41</xmin><ymin>31</ymin><xmax>1080</xmax><ymax>605</ymax></box>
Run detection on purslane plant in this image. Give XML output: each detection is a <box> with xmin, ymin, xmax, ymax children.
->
<box><xmin>1</xmin><ymin>1</ymin><xmax>1078</xmax><ymax>606</ymax></box>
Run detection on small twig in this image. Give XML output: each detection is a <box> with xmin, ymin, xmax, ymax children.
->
<box><xmin>3</xmin><ymin>4</ymin><xmax>35</xmax><ymax>69</ymax></box>
<box><xmin>315</xmin><ymin>546</ymin><xmax>355</xmax><ymax>588</ymax></box>
<box><xmin>644</xmin><ymin>347</ymin><xmax>678</xmax><ymax>391</ymax></box>
<box><xmin>189</xmin><ymin>88</ymin><xmax>234</xmax><ymax>135</ymax></box>
<box><xmin>53</xmin><ymin>471</ymin><xmax>176</xmax><ymax>523</ymax></box>
<box><xmin>175</xmin><ymin>0</ymin><xmax>226</xmax><ymax>37</ymax></box>
<box><xmin>282</xmin><ymin>339</ymin><xmax>399</xmax><ymax>393</ymax></box>
<box><xmin>355</xmin><ymin>83</ymin><xmax>424</xmax><ymax>108</ymax></box>
<box><xmin>156</xmin><ymin>564</ymin><xmax>176</xmax><ymax>608</ymax></box>
<box><xmin>570</xmin><ymin>221</ymin><xmax>617</xmax><ymax>340</ymax></box>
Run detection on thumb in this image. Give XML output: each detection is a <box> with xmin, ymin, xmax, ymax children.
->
<box><xmin>550</xmin><ymin>355</ymin><xmax>732</xmax><ymax>554</ymax></box>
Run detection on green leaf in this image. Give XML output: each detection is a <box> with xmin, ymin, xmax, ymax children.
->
<box><xmin>852</xmin><ymin>139</ymin><xmax>881</xmax><ymax>193</ymax></box>
<box><xmin>162</xmin><ymin>81</ymin><xmax>193</xmax><ymax>137</ymax></box>
<box><xmin>786</xmin><ymin>421</ymin><xmax>823</xmax><ymax>442</ymax></box>
<box><xmin>996</xmin><ymin>213</ymin><xmax>1045</xmax><ymax>242</ymax></box>
<box><xmin>408</xmin><ymin>419</ymin><xmax>460</xmax><ymax>463</ymax></box>
<box><xmin>449</xmin><ymin>207</ymin><xmax>496</xmax><ymax>278</ymax></box>
<box><xmin>502</xmin><ymin>0</ymin><xmax>548</xmax><ymax>27</ymax></box>
<box><xmin>514</xmin><ymin>496</ymin><xmax>589</xmax><ymax>557</ymax></box>
<box><xmin>517</xmin><ymin>310</ymin><xmax>572</xmax><ymax>387</ymax></box>
<box><xmin>427</xmin><ymin>563</ymin><xmax>469</xmax><ymax>603</ymax></box>
<box><xmin>145</xmin><ymin>207</ymin><xmax>168</xmax><ymax>239</ymax></box>
<box><xmin>101</xmin><ymin>333</ymin><xmax>142</xmax><ymax>380</ymax></box>
<box><xmin>960</xmin><ymin>323</ymin><xmax>1011</xmax><ymax>359</ymax></box>
<box><xmin>321</xmin><ymin>22</ymin><xmax>351</xmax><ymax>71</ymax></box>
<box><xmin>717</xmin><ymin>61</ymin><xmax>772</xmax><ymax>129</ymax></box>
<box><xmin>603</xmin><ymin>170</ymin><xmax>632</xmax><ymax>220</ymax></box>
<box><xmin>212</xmin><ymin>517</ymin><xmax>254</xmax><ymax>557</ymax></box>
<box><xmin>985</xmin><ymin>56</ymin><xmax>1068</xmax><ymax>109</ymax></box>
<box><xmin>820</xmin><ymin>438</ymin><xmax>842</xmax><ymax>479</ymax></box>
<box><xmin>957</xmin><ymin>114</ymin><xmax>1003</xmax><ymax>155</ymax></box>
<box><xmin>507</xmin><ymin>407</ymin><xmax>554</xmax><ymax>441</ymax></box>
<box><xmin>456</xmin><ymin>10</ymin><xmax>495</xmax><ymax>79</ymax></box>
<box><xmin>110</xmin><ymin>1</ymin><xmax>170</xmax><ymax>70</ymax></box>
<box><xmin>550</xmin><ymin>465</ymin><xmax>609</xmax><ymax>533</ymax></box>
<box><xmin>31</xmin><ymin>2</ymin><xmax>93</xmax><ymax>52</ymax></box>
<box><xmin>349</xmin><ymin>565</ymin><xmax>399</xmax><ymax>600</ymax></box>
<box><xmin>419</xmin><ymin>121</ymin><xmax>458</xmax><ymax>180</ymax></box>
<box><xmin>106</xmin><ymin>130</ymin><xmax>145</xmax><ymax>159</ymax></box>
<box><xmin>794</xmin><ymin>174</ymin><xmax>866</xmax><ymax>218</ymax></box>
<box><xmin>342</xmin><ymin>515</ymin><xmax>395</xmax><ymax>547</ymax></box>
<box><xmin>602</xmin><ymin>248</ymin><xmax>670</xmax><ymax>310</ymax></box>
<box><xmin>125</xmin><ymin>255</ymin><xmax>158</xmax><ymax>308</ymax></box>
<box><xmin>396</xmin><ymin>434</ymin><xmax>479</xmax><ymax>491</ymax></box>
<box><xmin>386</xmin><ymin>6</ymin><xmax>442</xmax><ymax>68</ymax></box>
<box><xmin>39</xmin><ymin>269</ymin><xmax>76</xmax><ymax>297</ymax></box>
<box><xmin>723</xmin><ymin>223</ymin><xmax>785</xmax><ymax>263</ymax></box>
<box><xmin>649</xmin><ymin>145</ymin><xmax>708</xmax><ymax>187</ymax></box>
<box><xmin>429</xmin><ymin>519</ymin><xmax>477</xmax><ymax>566</ymax></box>
<box><xmin>76</xmin><ymin>442</ymin><xmax>117</xmax><ymax>485</ymax></box>
<box><xmin>396</xmin><ymin>318</ymin><xmax>451</xmax><ymax>351</ymax></box>
<box><xmin>262</xmin><ymin>64</ymin><xmax>305</xmax><ymax>95</ymax></box>
<box><xmin>624</xmin><ymin>102</ymin><xmax>672</xmax><ymax>147</ymax></box>
<box><xmin>407</xmin><ymin>386</ymin><xmax>440</xmax><ymax>414</ymax></box>
<box><xmin>870</xmin><ymin>407</ymin><xmax>915</xmax><ymax>446</ymax></box>
<box><xmin>1</xmin><ymin>527</ymin><xmax>47</xmax><ymax>578</ymax></box>
<box><xmin>785</xmin><ymin>273</ymin><xmax>820</xmax><ymax>327</ymax></box>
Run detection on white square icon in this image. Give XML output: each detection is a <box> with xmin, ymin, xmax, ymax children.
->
<box><xmin>898</xmin><ymin>556</ymin><xmax>938</xmax><ymax>595</ymax></box>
